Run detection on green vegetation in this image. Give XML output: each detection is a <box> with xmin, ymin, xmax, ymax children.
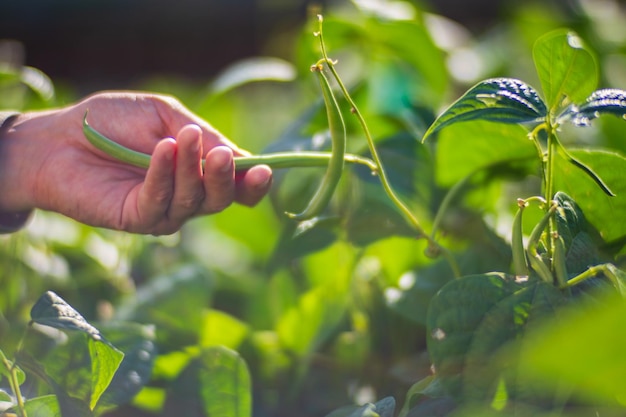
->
<box><xmin>3</xmin><ymin>1</ymin><xmax>626</xmax><ymax>416</ymax></box>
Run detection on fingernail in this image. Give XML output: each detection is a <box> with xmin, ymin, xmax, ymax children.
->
<box><xmin>213</xmin><ymin>147</ymin><xmax>233</xmax><ymax>173</ymax></box>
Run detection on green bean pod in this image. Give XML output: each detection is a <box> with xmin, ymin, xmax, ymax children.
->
<box><xmin>82</xmin><ymin>112</ymin><xmax>376</xmax><ymax>172</ymax></box>
<box><xmin>527</xmin><ymin>202</ymin><xmax>557</xmax><ymax>284</ymax></box>
<box><xmin>552</xmin><ymin>234</ymin><xmax>568</xmax><ymax>287</ymax></box>
<box><xmin>285</xmin><ymin>68</ymin><xmax>346</xmax><ymax>220</ymax></box>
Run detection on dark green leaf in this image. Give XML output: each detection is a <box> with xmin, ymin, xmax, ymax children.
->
<box><xmin>427</xmin><ymin>273</ymin><xmax>567</xmax><ymax>402</ymax></box>
<box><xmin>30</xmin><ymin>291</ymin><xmax>101</xmax><ymax>340</ymax></box>
<box><xmin>562</xmin><ymin>88</ymin><xmax>626</xmax><ymax>126</ymax></box>
<box><xmin>427</xmin><ymin>273</ymin><xmax>522</xmax><ymax>398</ymax></box>
<box><xmin>532</xmin><ymin>29</ymin><xmax>597</xmax><ymax>112</ymax></box>
<box><xmin>423</xmin><ymin>78</ymin><xmax>547</xmax><ymax>140</ymax></box>
<box><xmin>163</xmin><ymin>347</ymin><xmax>251</xmax><ymax>417</ymax></box>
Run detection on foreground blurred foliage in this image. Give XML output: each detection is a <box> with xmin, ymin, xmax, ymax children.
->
<box><xmin>2</xmin><ymin>0</ymin><xmax>626</xmax><ymax>416</ymax></box>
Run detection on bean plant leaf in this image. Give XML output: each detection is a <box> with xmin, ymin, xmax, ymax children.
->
<box><xmin>427</xmin><ymin>273</ymin><xmax>567</xmax><ymax>401</ymax></box>
<box><xmin>560</xmin><ymin>88</ymin><xmax>626</xmax><ymax>126</ymax></box>
<box><xmin>7</xmin><ymin>395</ymin><xmax>61</xmax><ymax>417</ymax></box>
<box><xmin>513</xmin><ymin>295</ymin><xmax>626</xmax><ymax>404</ymax></box>
<box><xmin>163</xmin><ymin>346</ymin><xmax>251</xmax><ymax>417</ymax></box>
<box><xmin>423</xmin><ymin>78</ymin><xmax>547</xmax><ymax>140</ymax></box>
<box><xmin>533</xmin><ymin>29</ymin><xmax>597</xmax><ymax>113</ymax></box>
<box><xmin>30</xmin><ymin>291</ymin><xmax>102</xmax><ymax>340</ymax></box>
<box><xmin>87</xmin><ymin>338</ymin><xmax>124</xmax><ymax>411</ymax></box>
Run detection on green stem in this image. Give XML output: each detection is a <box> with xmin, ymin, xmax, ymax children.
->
<box><xmin>314</xmin><ymin>15</ymin><xmax>460</xmax><ymax>277</ymax></box>
<box><xmin>1</xmin><ymin>355</ymin><xmax>27</xmax><ymax>417</ymax></box>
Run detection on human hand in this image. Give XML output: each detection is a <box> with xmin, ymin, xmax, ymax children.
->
<box><xmin>0</xmin><ymin>92</ymin><xmax>272</xmax><ymax>234</ymax></box>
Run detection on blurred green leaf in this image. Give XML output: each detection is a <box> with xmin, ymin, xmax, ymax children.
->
<box><xmin>533</xmin><ymin>29</ymin><xmax>597</xmax><ymax>113</ymax></box>
<box><xmin>424</xmin><ymin>78</ymin><xmax>547</xmax><ymax>140</ymax></box>
<box><xmin>10</xmin><ymin>395</ymin><xmax>61</xmax><ymax>417</ymax></box>
<box><xmin>164</xmin><ymin>347</ymin><xmax>251</xmax><ymax>417</ymax></box>
<box><xmin>513</xmin><ymin>295</ymin><xmax>626</xmax><ymax>407</ymax></box>
<box><xmin>209</xmin><ymin>57</ymin><xmax>296</xmax><ymax>96</ymax></box>
<box><xmin>277</xmin><ymin>283</ymin><xmax>348</xmax><ymax>358</ymax></box>
<box><xmin>87</xmin><ymin>339</ymin><xmax>123</xmax><ymax>410</ymax></box>
<box><xmin>199</xmin><ymin>310</ymin><xmax>249</xmax><ymax>350</ymax></box>
<box><xmin>115</xmin><ymin>265</ymin><xmax>214</xmax><ymax>348</ymax></box>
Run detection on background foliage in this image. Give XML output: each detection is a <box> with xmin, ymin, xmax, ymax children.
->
<box><xmin>2</xmin><ymin>1</ymin><xmax>626</xmax><ymax>416</ymax></box>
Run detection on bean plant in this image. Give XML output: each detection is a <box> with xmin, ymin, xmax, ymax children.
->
<box><xmin>3</xmin><ymin>2</ymin><xmax>626</xmax><ymax>417</ymax></box>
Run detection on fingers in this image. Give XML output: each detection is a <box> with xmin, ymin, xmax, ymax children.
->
<box><xmin>136</xmin><ymin>138</ymin><xmax>176</xmax><ymax>228</ymax></box>
<box><xmin>135</xmin><ymin>123</ymin><xmax>272</xmax><ymax>234</ymax></box>
<box><xmin>168</xmin><ymin>124</ymin><xmax>205</xmax><ymax>221</ymax></box>
<box><xmin>201</xmin><ymin>146</ymin><xmax>236</xmax><ymax>213</ymax></box>
<box><xmin>234</xmin><ymin>165</ymin><xmax>273</xmax><ymax>207</ymax></box>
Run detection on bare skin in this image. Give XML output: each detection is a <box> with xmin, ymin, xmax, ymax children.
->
<box><xmin>0</xmin><ymin>91</ymin><xmax>272</xmax><ymax>235</ymax></box>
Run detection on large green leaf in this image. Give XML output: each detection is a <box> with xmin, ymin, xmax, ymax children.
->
<box><xmin>163</xmin><ymin>347</ymin><xmax>251</xmax><ymax>417</ymax></box>
<box><xmin>533</xmin><ymin>29</ymin><xmax>597</xmax><ymax>113</ymax></box>
<box><xmin>514</xmin><ymin>294</ymin><xmax>626</xmax><ymax>406</ymax></box>
<box><xmin>435</xmin><ymin>120</ymin><xmax>536</xmax><ymax>187</ymax></box>
<box><xmin>553</xmin><ymin>149</ymin><xmax>626</xmax><ymax>245</ymax></box>
<box><xmin>423</xmin><ymin>78</ymin><xmax>547</xmax><ymax>140</ymax></box>
<box><xmin>426</xmin><ymin>273</ymin><xmax>568</xmax><ymax>400</ymax></box>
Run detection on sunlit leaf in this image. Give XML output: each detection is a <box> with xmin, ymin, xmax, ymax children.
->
<box><xmin>561</xmin><ymin>88</ymin><xmax>626</xmax><ymax>126</ymax></box>
<box><xmin>424</xmin><ymin>78</ymin><xmax>547</xmax><ymax>140</ymax></box>
<box><xmin>88</xmin><ymin>339</ymin><xmax>123</xmax><ymax>411</ymax></box>
<box><xmin>199</xmin><ymin>309</ymin><xmax>249</xmax><ymax>349</ymax></box>
<box><xmin>513</xmin><ymin>295</ymin><xmax>626</xmax><ymax>406</ymax></box>
<box><xmin>533</xmin><ymin>29</ymin><xmax>597</xmax><ymax>112</ymax></box>
<box><xmin>163</xmin><ymin>347</ymin><xmax>251</xmax><ymax>417</ymax></box>
<box><xmin>435</xmin><ymin>120</ymin><xmax>536</xmax><ymax>187</ymax></box>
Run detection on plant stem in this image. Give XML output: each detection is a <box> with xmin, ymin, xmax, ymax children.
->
<box><xmin>1</xmin><ymin>354</ymin><xmax>27</xmax><ymax>417</ymax></box>
<box><xmin>314</xmin><ymin>15</ymin><xmax>460</xmax><ymax>277</ymax></box>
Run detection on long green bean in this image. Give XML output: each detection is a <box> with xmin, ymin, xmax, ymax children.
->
<box><xmin>286</xmin><ymin>66</ymin><xmax>346</xmax><ymax>220</ymax></box>
<box><xmin>82</xmin><ymin>112</ymin><xmax>377</xmax><ymax>172</ymax></box>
